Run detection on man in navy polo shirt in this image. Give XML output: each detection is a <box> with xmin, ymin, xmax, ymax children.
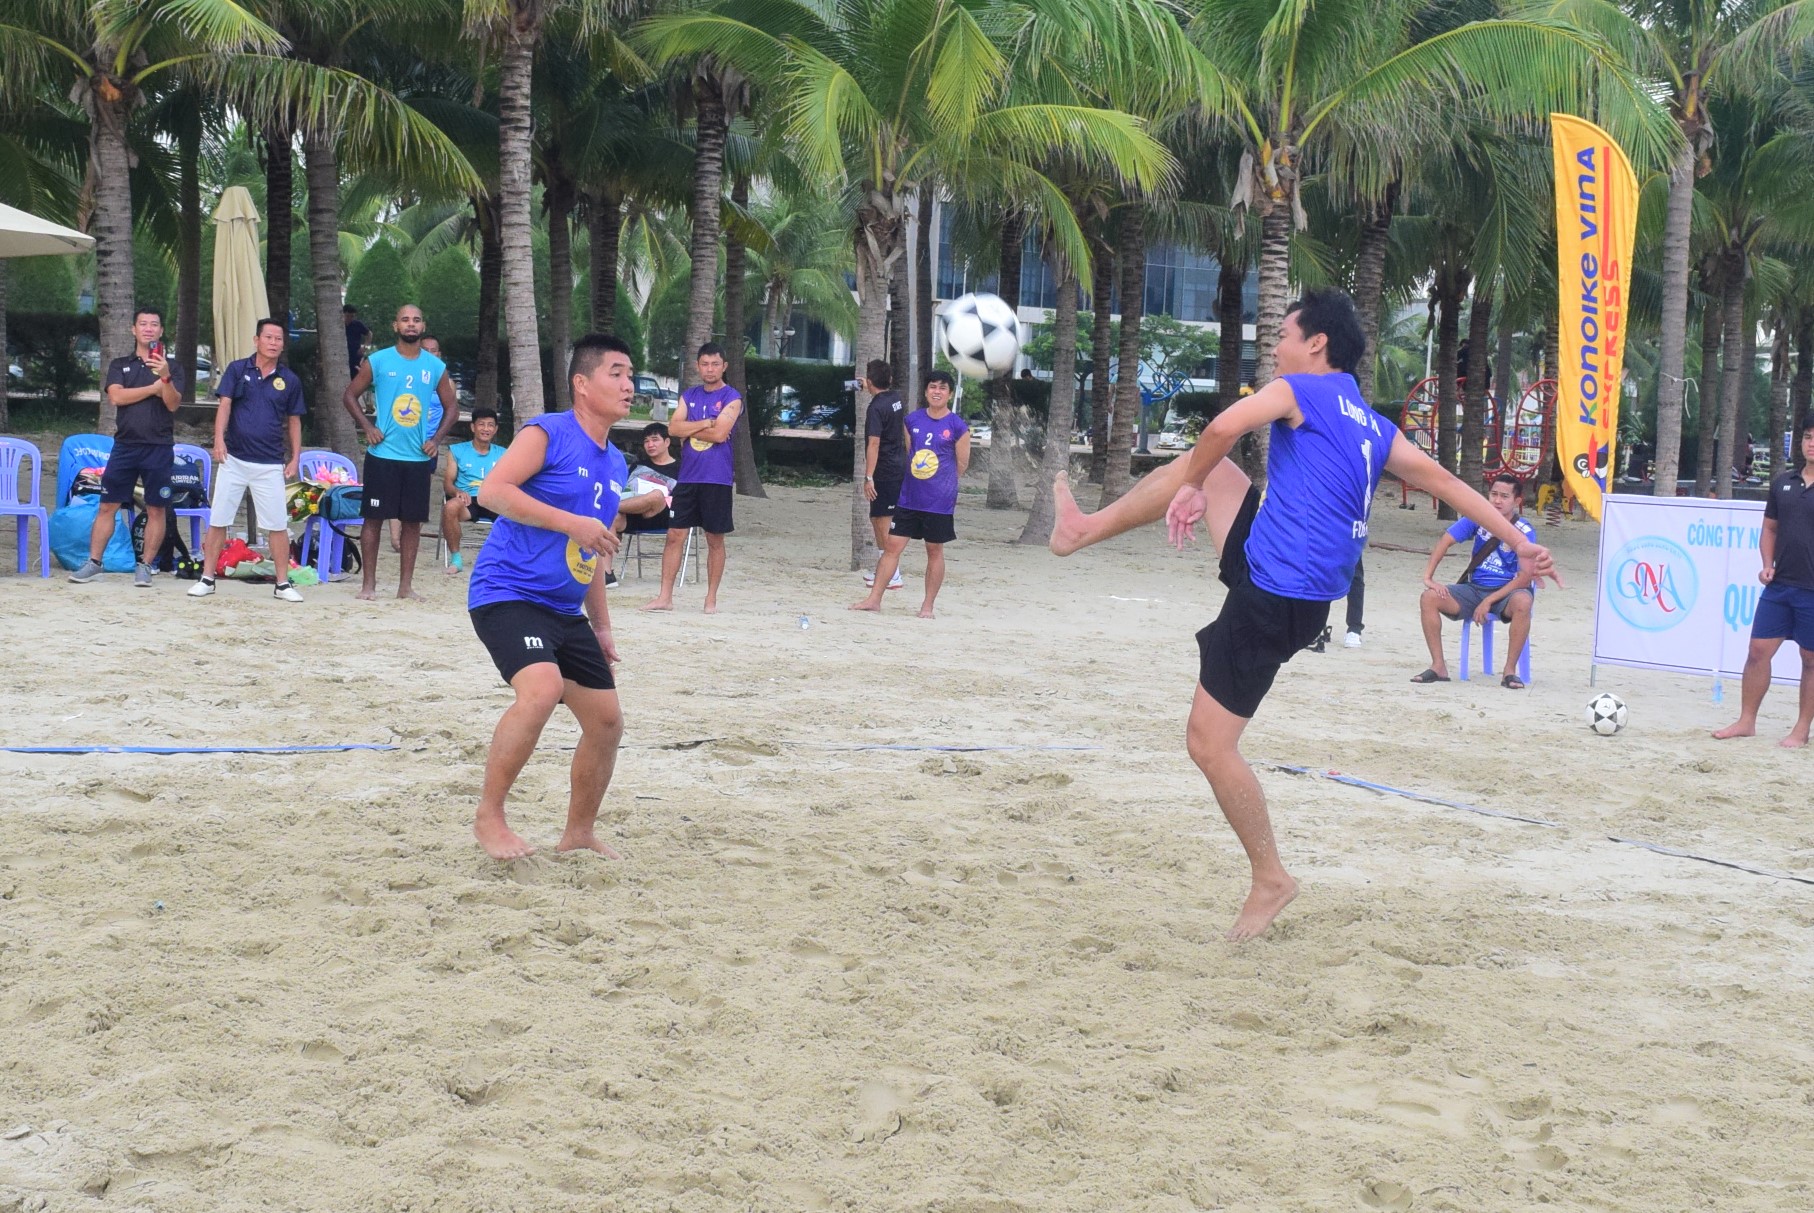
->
<box><xmin>1715</xmin><ymin>416</ymin><xmax>1814</xmax><ymax>747</ymax></box>
<box><xmin>187</xmin><ymin>319</ymin><xmax>308</xmax><ymax>602</ymax></box>
<box><xmin>69</xmin><ymin>306</ymin><xmax>184</xmax><ymax>587</ymax></box>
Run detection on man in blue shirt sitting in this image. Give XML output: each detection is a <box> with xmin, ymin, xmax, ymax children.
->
<box><xmin>441</xmin><ymin>406</ymin><xmax>507</xmax><ymax>573</ymax></box>
<box><xmin>1411</xmin><ymin>472</ymin><xmax>1539</xmax><ymax>689</ymax></box>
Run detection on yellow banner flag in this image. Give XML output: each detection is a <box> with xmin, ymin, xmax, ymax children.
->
<box><xmin>1552</xmin><ymin>114</ymin><xmax>1637</xmax><ymax>521</ymax></box>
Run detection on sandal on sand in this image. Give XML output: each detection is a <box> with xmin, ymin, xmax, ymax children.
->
<box><xmin>1409</xmin><ymin>669</ymin><xmax>1450</xmax><ymax>683</ymax></box>
<box><xmin>1500</xmin><ymin>674</ymin><xmax>1526</xmax><ymax>690</ymax></box>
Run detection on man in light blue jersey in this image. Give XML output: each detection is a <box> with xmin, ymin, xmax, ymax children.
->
<box><xmin>1050</xmin><ymin>290</ymin><xmax>1561</xmax><ymax>942</ymax></box>
<box><xmin>466</xmin><ymin>333</ymin><xmax>631</xmax><ymax>861</ymax></box>
<box><xmin>340</xmin><ymin>304</ymin><xmax>458</xmax><ymax>600</ymax></box>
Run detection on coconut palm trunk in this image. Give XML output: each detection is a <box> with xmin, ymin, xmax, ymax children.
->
<box><xmin>1018</xmin><ymin>249</ymin><xmax>1077</xmax><ymax>544</ymax></box>
<box><xmin>1434</xmin><ymin>267</ymin><xmax>1466</xmax><ymax>519</ymax></box>
<box><xmin>887</xmin><ymin>232</ymin><xmax>910</xmax><ymax>384</ymax></box>
<box><xmin>1216</xmin><ymin>259</ymin><xmax>1256</xmax><ymax>476</ymax></box>
<box><xmin>986</xmin><ymin>209</ymin><xmax>1024</xmax><ymax>509</ymax></box>
<box><xmin>1713</xmin><ymin>263</ymin><xmax>1746</xmax><ymax>500</ymax></box>
<box><xmin>1694</xmin><ymin>264</ymin><xmax>1723</xmax><ymax>495</ymax></box>
<box><xmin>851</xmin><ymin>205</ymin><xmax>897</xmax><ymax>569</ymax></box>
<box><xmin>1352</xmin><ymin>194</ymin><xmax>1393</xmax><ymax>405</ymax></box>
<box><xmin>1248</xmin><ymin>199</ymin><xmax>1292</xmax><ymax>486</ymax></box>
<box><xmin>1795</xmin><ymin>314</ymin><xmax>1813</xmax><ymax>440</ymax></box>
<box><xmin>1086</xmin><ymin>240</ymin><xmax>1115</xmax><ymax>483</ymax></box>
<box><xmin>1651</xmin><ymin>139</ymin><xmax>1696</xmax><ymax>499</ymax></box>
<box><xmin>498</xmin><ymin>28</ymin><xmax>545</xmax><ymax>418</ymax></box>
<box><xmin>1493</xmin><ymin>309</ymin><xmax>1515</xmax><ymax>415</ymax></box>
<box><xmin>475</xmin><ymin>197</ymin><xmax>501</xmax><ymax>409</ymax></box>
<box><xmin>548</xmin><ymin>177</ymin><xmax>575</xmax><ymax>410</ymax></box>
<box><xmin>302</xmin><ymin>125</ymin><xmax>357</xmax><ymax>456</ymax></box>
<box><xmin>175</xmin><ymin>114</ymin><xmax>202</xmax><ymax>405</ymax></box>
<box><xmin>681</xmin><ymin>72</ymin><xmax>728</xmax><ymax>390</ymax></box>
<box><xmin>1100</xmin><ymin>201</ymin><xmax>1145</xmax><ymax>504</ymax></box>
<box><xmin>587</xmin><ymin>188</ymin><xmax>620</xmax><ymax>334</ymax></box>
<box><xmin>1459</xmin><ymin>284</ymin><xmax>1493</xmax><ymax>488</ymax></box>
<box><xmin>915</xmin><ymin>188</ymin><xmax>934</xmax><ymax>405</ymax></box>
<box><xmin>1769</xmin><ymin>323</ymin><xmax>1791</xmax><ymax>480</ymax></box>
<box><xmin>89</xmin><ymin>87</ymin><xmax>137</xmax><ymax>434</ymax></box>
<box><xmin>725</xmin><ymin>175</ymin><xmax>765</xmax><ymax>497</ymax></box>
<box><xmin>264</xmin><ymin>123</ymin><xmax>292</xmax><ymax>328</ymax></box>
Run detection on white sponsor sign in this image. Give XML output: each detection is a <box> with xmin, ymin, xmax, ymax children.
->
<box><xmin>1594</xmin><ymin>494</ymin><xmax>1801</xmax><ymax>686</ymax></box>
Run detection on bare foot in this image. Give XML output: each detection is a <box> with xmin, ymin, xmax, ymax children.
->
<box><xmin>556</xmin><ymin>828</ymin><xmax>622</xmax><ymax>859</ymax></box>
<box><xmin>1711</xmin><ymin>720</ymin><xmax>1756</xmax><ymax>740</ymax></box>
<box><xmin>1225</xmin><ymin>874</ymin><xmax>1298</xmax><ymax>942</ymax></box>
<box><xmin>444</xmin><ymin>563</ymin><xmax>460</xmax><ymax>577</ymax></box>
<box><xmin>916</xmin><ymin>606</ymin><xmax>935</xmax><ymax>619</ymax></box>
<box><xmin>849</xmin><ymin>598</ymin><xmax>881</xmax><ymax>612</ymax></box>
<box><xmin>474</xmin><ymin>815</ymin><xmax>535</xmax><ymax>860</ymax></box>
<box><xmin>397</xmin><ymin>589</ymin><xmax>425</xmax><ymax>601</ymax></box>
<box><xmin>703</xmin><ymin>602</ymin><xmax>719</xmax><ymax>615</ymax></box>
<box><xmin>355</xmin><ymin>587</ymin><xmax>377</xmax><ymax>601</ymax></box>
<box><xmin>640</xmin><ymin>598</ymin><xmax>674</xmax><ymax>612</ymax></box>
<box><xmin>1048</xmin><ymin>472</ymin><xmax>1091</xmax><ymax>556</ymax></box>
<box><xmin>1781</xmin><ymin>733</ymin><xmax>1809</xmax><ymax>750</ymax></box>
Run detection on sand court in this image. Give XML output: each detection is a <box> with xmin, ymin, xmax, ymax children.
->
<box><xmin>3</xmin><ymin>477</ymin><xmax>1813</xmax><ymax>1211</ymax></box>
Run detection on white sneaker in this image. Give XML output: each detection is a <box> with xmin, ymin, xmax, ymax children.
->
<box><xmin>863</xmin><ymin>568</ymin><xmax>876</xmax><ymax>586</ymax></box>
<box><xmin>187</xmin><ymin>577</ymin><xmax>216</xmax><ymax>597</ymax></box>
<box><xmin>273</xmin><ymin>583</ymin><xmax>303</xmax><ymax>603</ymax></box>
<box><xmin>885</xmin><ymin>570</ymin><xmax>904</xmax><ymax>589</ymax></box>
<box><xmin>1343</xmin><ymin>630</ymin><xmax>1363</xmax><ymax>648</ymax></box>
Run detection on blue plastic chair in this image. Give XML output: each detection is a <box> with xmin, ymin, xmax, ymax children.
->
<box><xmin>55</xmin><ymin>433</ymin><xmax>114</xmax><ymax>506</ymax></box>
<box><xmin>172</xmin><ymin>443</ymin><xmax>213</xmax><ymax>548</ymax></box>
<box><xmin>1459</xmin><ymin>616</ymin><xmax>1532</xmax><ymax>684</ymax></box>
<box><xmin>296</xmin><ymin>449</ymin><xmax>359</xmax><ymax>581</ymax></box>
<box><xmin>0</xmin><ymin>437</ymin><xmax>51</xmax><ymax>577</ymax></box>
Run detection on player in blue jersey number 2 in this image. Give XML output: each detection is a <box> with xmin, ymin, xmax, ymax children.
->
<box><xmin>1050</xmin><ymin>291</ymin><xmax>1562</xmax><ymax>942</ymax></box>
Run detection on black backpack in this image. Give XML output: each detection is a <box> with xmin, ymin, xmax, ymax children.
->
<box><xmin>131</xmin><ymin>514</ymin><xmax>202</xmax><ymax>578</ymax></box>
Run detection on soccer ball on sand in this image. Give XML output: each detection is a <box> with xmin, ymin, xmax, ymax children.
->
<box><xmin>1584</xmin><ymin>692</ymin><xmax>1628</xmax><ymax>736</ymax></box>
<box><xmin>938</xmin><ymin>292</ymin><xmax>1023</xmax><ymax>380</ymax></box>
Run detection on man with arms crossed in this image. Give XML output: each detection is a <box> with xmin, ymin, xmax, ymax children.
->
<box><xmin>341</xmin><ymin>304</ymin><xmax>457</xmax><ymax>600</ymax></box>
<box><xmin>467</xmin><ymin>334</ymin><xmax>632</xmax><ymax>860</ymax></box>
<box><xmin>860</xmin><ymin>359</ymin><xmax>908</xmax><ymax>590</ymax></box>
<box><xmin>1049</xmin><ymin>290</ymin><xmax>1559</xmax><ymax>941</ymax></box>
<box><xmin>187</xmin><ymin>318</ymin><xmax>307</xmax><ymax>602</ymax></box>
<box><xmin>642</xmin><ymin>342</ymin><xmax>741</xmax><ymax>613</ymax></box>
<box><xmin>1714</xmin><ymin>417</ymin><xmax>1814</xmax><ymax>747</ymax></box>
<box><xmin>1410</xmin><ymin>472</ymin><xmax>1538</xmax><ymax>688</ymax></box>
<box><xmin>68</xmin><ymin>307</ymin><xmax>183</xmax><ymax>587</ymax></box>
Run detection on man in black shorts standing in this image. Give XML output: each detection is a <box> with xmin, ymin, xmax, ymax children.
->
<box><xmin>642</xmin><ymin>342</ymin><xmax>741</xmax><ymax>613</ymax></box>
<box><xmin>340</xmin><ymin>304</ymin><xmax>457</xmax><ymax>600</ymax></box>
<box><xmin>1050</xmin><ymin>291</ymin><xmax>1559</xmax><ymax>941</ymax></box>
<box><xmin>69</xmin><ymin>306</ymin><xmax>183</xmax><ymax>587</ymax></box>
<box><xmin>860</xmin><ymin>359</ymin><xmax>907</xmax><ymax>590</ymax></box>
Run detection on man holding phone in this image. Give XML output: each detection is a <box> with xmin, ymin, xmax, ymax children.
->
<box><xmin>69</xmin><ymin>307</ymin><xmax>184</xmax><ymax>587</ymax></box>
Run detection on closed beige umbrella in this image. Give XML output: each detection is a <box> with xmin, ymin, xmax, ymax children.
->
<box><xmin>210</xmin><ymin>186</ymin><xmax>269</xmax><ymax>371</ymax></box>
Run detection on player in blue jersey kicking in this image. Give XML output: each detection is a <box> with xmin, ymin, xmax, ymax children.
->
<box><xmin>467</xmin><ymin>334</ymin><xmax>633</xmax><ymax>861</ymax></box>
<box><xmin>1050</xmin><ymin>290</ymin><xmax>1561</xmax><ymax>941</ymax></box>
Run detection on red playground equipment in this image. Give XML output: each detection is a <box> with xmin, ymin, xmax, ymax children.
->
<box><xmin>1394</xmin><ymin>377</ymin><xmax>1555</xmax><ymax>509</ymax></box>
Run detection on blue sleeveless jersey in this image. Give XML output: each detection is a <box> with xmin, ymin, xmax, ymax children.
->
<box><xmin>468</xmin><ymin>412</ymin><xmax>628</xmax><ymax>616</ymax></box>
<box><xmin>366</xmin><ymin>346</ymin><xmax>447</xmax><ymax>462</ymax></box>
<box><xmin>1242</xmin><ymin>372</ymin><xmax>1394</xmax><ymax>601</ymax></box>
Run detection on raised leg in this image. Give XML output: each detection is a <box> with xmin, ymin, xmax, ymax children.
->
<box><xmin>1185</xmin><ymin>683</ymin><xmax>1297</xmax><ymax>942</ymax></box>
<box><xmin>473</xmin><ymin>663</ymin><xmax>564</xmax><ymax>859</ymax></box>
<box><xmin>555</xmin><ymin>683</ymin><xmax>624</xmax><ymax>856</ymax></box>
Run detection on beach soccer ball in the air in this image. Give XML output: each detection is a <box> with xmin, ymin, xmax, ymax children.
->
<box><xmin>1584</xmin><ymin>692</ymin><xmax>1628</xmax><ymax>736</ymax></box>
<box><xmin>938</xmin><ymin>292</ymin><xmax>1023</xmax><ymax>380</ymax></box>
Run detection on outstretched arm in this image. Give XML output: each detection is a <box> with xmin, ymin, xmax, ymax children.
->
<box><xmin>1388</xmin><ymin>435</ymin><xmax>1561</xmax><ymax>586</ymax></box>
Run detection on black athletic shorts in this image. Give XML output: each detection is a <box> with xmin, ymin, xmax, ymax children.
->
<box><xmin>1197</xmin><ymin>487</ymin><xmax>1331</xmax><ymax>719</ymax></box>
<box><xmin>470</xmin><ymin>600</ymin><xmax>615</xmax><ymax>691</ymax></box>
<box><xmin>465</xmin><ymin>501</ymin><xmax>499</xmax><ymax>524</ymax></box>
<box><xmin>890</xmin><ymin>507</ymin><xmax>956</xmax><ymax>544</ymax></box>
<box><xmin>100</xmin><ymin>442</ymin><xmax>175</xmax><ymax>506</ymax></box>
<box><xmin>869</xmin><ymin>471</ymin><xmax>904</xmax><ymax>517</ymax></box>
<box><xmin>627</xmin><ymin>506</ymin><xmax>672</xmax><ymax>532</ymax></box>
<box><xmin>362</xmin><ymin>453</ymin><xmax>432</xmax><ymax>522</ymax></box>
<box><xmin>670</xmin><ymin>482</ymin><xmax>733</xmax><ymax>534</ymax></box>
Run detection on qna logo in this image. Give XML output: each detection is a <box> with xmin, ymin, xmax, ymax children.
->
<box><xmin>1609</xmin><ymin>536</ymin><xmax>1697</xmax><ymax>631</ymax></box>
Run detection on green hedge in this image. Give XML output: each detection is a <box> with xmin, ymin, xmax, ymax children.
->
<box><xmin>743</xmin><ymin>356</ymin><xmax>856</xmax><ymax>438</ymax></box>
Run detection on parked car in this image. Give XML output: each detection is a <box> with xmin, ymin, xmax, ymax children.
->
<box><xmin>1157</xmin><ymin>422</ymin><xmax>1190</xmax><ymax>450</ymax></box>
<box><xmin>633</xmin><ymin>373</ymin><xmax>678</xmax><ymax>414</ymax></box>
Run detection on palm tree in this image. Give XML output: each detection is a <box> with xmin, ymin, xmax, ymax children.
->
<box><xmin>0</xmin><ymin>0</ymin><xmax>287</xmax><ymax>430</ymax></box>
<box><xmin>1534</xmin><ymin>0</ymin><xmax>1814</xmax><ymax>496</ymax></box>
<box><xmin>1179</xmin><ymin>0</ymin><xmax>1677</xmax><ymax>450</ymax></box>
<box><xmin>635</xmin><ymin>0</ymin><xmax>1173</xmax><ymax>569</ymax></box>
<box><xmin>0</xmin><ymin>99</ymin><xmax>85</xmax><ymax>431</ymax></box>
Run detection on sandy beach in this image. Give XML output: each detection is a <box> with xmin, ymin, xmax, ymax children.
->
<box><xmin>3</xmin><ymin>458</ymin><xmax>1812</xmax><ymax>1212</ymax></box>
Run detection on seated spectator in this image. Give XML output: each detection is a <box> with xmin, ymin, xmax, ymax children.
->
<box><xmin>615</xmin><ymin>422</ymin><xmax>681</xmax><ymax>537</ymax></box>
<box><xmin>441</xmin><ymin>406</ymin><xmax>507</xmax><ymax>573</ymax></box>
<box><xmin>1411</xmin><ymin>472</ymin><xmax>1538</xmax><ymax>689</ymax></box>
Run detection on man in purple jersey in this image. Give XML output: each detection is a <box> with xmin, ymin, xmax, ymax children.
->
<box><xmin>642</xmin><ymin>342</ymin><xmax>742</xmax><ymax>613</ymax></box>
<box><xmin>852</xmin><ymin>371</ymin><xmax>969</xmax><ymax>618</ymax></box>
<box><xmin>1049</xmin><ymin>291</ymin><xmax>1560</xmax><ymax>942</ymax></box>
<box><xmin>466</xmin><ymin>334</ymin><xmax>631</xmax><ymax>861</ymax></box>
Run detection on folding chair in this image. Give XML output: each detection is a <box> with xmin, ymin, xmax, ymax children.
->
<box><xmin>617</xmin><ymin>525</ymin><xmax>694</xmax><ymax>584</ymax></box>
<box><xmin>0</xmin><ymin>437</ymin><xmax>51</xmax><ymax>577</ymax></box>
